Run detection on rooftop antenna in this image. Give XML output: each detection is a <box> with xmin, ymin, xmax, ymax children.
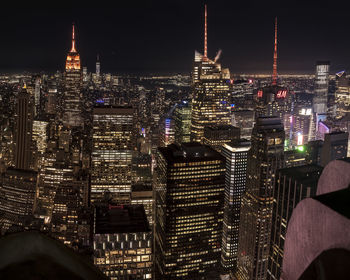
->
<box><xmin>204</xmin><ymin>4</ymin><xmax>208</xmax><ymax>59</ymax></box>
<box><xmin>70</xmin><ymin>23</ymin><xmax>76</xmax><ymax>53</ymax></box>
<box><xmin>272</xmin><ymin>17</ymin><xmax>278</xmax><ymax>86</ymax></box>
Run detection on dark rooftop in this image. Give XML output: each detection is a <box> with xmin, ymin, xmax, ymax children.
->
<box><xmin>204</xmin><ymin>125</ymin><xmax>239</xmax><ymax>131</ymax></box>
<box><xmin>131</xmin><ymin>183</ymin><xmax>152</xmax><ymax>193</ymax></box>
<box><xmin>313</xmin><ymin>187</ymin><xmax>350</xmax><ymax>219</ymax></box>
<box><xmin>92</xmin><ymin>106</ymin><xmax>133</xmax><ymax>114</ymax></box>
<box><xmin>94</xmin><ymin>204</ymin><xmax>150</xmax><ymax>235</ymax></box>
<box><xmin>158</xmin><ymin>143</ymin><xmax>224</xmax><ymax>163</ymax></box>
<box><xmin>256</xmin><ymin>116</ymin><xmax>284</xmax><ymax>132</ymax></box>
<box><xmin>4</xmin><ymin>168</ymin><xmax>37</xmax><ymax>177</ymax></box>
<box><xmin>278</xmin><ymin>164</ymin><xmax>323</xmax><ymax>187</ymax></box>
<box><xmin>316</xmin><ymin>61</ymin><xmax>330</xmax><ymax>65</ymax></box>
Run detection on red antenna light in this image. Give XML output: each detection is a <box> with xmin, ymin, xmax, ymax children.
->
<box><xmin>204</xmin><ymin>4</ymin><xmax>208</xmax><ymax>59</ymax></box>
<box><xmin>272</xmin><ymin>17</ymin><xmax>278</xmax><ymax>86</ymax></box>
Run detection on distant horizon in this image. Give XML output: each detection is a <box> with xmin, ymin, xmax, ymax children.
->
<box><xmin>0</xmin><ymin>68</ymin><xmax>328</xmax><ymax>77</ymax></box>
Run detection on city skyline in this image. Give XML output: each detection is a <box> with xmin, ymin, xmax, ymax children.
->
<box><xmin>0</xmin><ymin>2</ymin><xmax>349</xmax><ymax>279</ymax></box>
<box><xmin>1</xmin><ymin>1</ymin><xmax>350</xmax><ymax>74</ymax></box>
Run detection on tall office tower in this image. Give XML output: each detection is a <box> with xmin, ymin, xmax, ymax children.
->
<box><xmin>91</xmin><ymin>105</ymin><xmax>135</xmax><ymax>203</ymax></box>
<box><xmin>31</xmin><ymin>120</ymin><xmax>48</xmax><ymax>170</ymax></box>
<box><xmin>255</xmin><ymin>18</ymin><xmax>291</xmax><ymax>140</ymax></box>
<box><xmin>0</xmin><ymin>168</ymin><xmax>37</xmax><ymax>234</ymax></box>
<box><xmin>46</xmin><ymin>79</ymin><xmax>57</xmax><ymax>115</ymax></box>
<box><xmin>267</xmin><ymin>164</ymin><xmax>323</xmax><ymax>280</ymax></box>
<box><xmin>320</xmin><ymin>131</ymin><xmax>348</xmax><ymax>166</ymax></box>
<box><xmin>313</xmin><ymin>61</ymin><xmax>330</xmax><ymax>115</ymax></box>
<box><xmin>230</xmin><ymin>80</ymin><xmax>255</xmax><ymax>111</ymax></box>
<box><xmin>32</xmin><ymin>120</ymin><xmax>48</xmax><ymax>154</ymax></box>
<box><xmin>131</xmin><ymin>183</ymin><xmax>153</xmax><ymax>226</ymax></box>
<box><xmin>174</xmin><ymin>101</ymin><xmax>191</xmax><ymax>144</ymax></box>
<box><xmin>14</xmin><ymin>87</ymin><xmax>34</xmax><ymax>170</ymax></box>
<box><xmin>150</xmin><ymin>88</ymin><xmax>165</xmax><ymax>154</ymax></box>
<box><xmin>232</xmin><ymin>110</ymin><xmax>255</xmax><ymax>140</ymax></box>
<box><xmin>96</xmin><ymin>54</ymin><xmax>100</xmax><ymax>78</ymax></box>
<box><xmin>220</xmin><ymin>141</ymin><xmax>250</xmax><ymax>272</ymax></box>
<box><xmin>58</xmin><ymin>126</ymin><xmax>71</xmax><ymax>152</ymax></box>
<box><xmin>191</xmin><ymin>5</ymin><xmax>231</xmax><ymax>143</ymax></box>
<box><xmin>203</xmin><ymin>125</ymin><xmax>240</xmax><ymax>152</ymax></box>
<box><xmin>291</xmin><ymin>106</ymin><xmax>313</xmax><ymax>146</ymax></box>
<box><xmin>93</xmin><ymin>204</ymin><xmax>152</xmax><ymax>279</ymax></box>
<box><xmin>82</xmin><ymin>66</ymin><xmax>89</xmax><ymax>84</ymax></box>
<box><xmin>132</xmin><ymin>153</ymin><xmax>152</xmax><ymax>183</ymax></box>
<box><xmin>35</xmin><ymin>150</ymin><xmax>74</xmax><ymax>220</ymax></box>
<box><xmin>236</xmin><ymin>117</ymin><xmax>285</xmax><ymax>280</ymax></box>
<box><xmin>50</xmin><ymin>178</ymin><xmax>90</xmax><ymax>250</ymax></box>
<box><xmin>154</xmin><ymin>143</ymin><xmax>225</xmax><ymax>279</ymax></box>
<box><xmin>63</xmin><ymin>23</ymin><xmax>82</xmax><ymax>127</ymax></box>
<box><xmin>160</xmin><ymin>118</ymin><xmax>175</xmax><ymax>147</ymax></box>
<box><xmin>34</xmin><ymin>77</ymin><xmax>41</xmax><ymax>116</ymax></box>
<box><xmin>335</xmin><ymin>70</ymin><xmax>350</xmax><ymax>118</ymax></box>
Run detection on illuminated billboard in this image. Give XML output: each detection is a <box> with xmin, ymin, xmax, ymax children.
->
<box><xmin>276</xmin><ymin>90</ymin><xmax>287</xmax><ymax>99</ymax></box>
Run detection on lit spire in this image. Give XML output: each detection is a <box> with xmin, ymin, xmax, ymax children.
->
<box><xmin>204</xmin><ymin>4</ymin><xmax>208</xmax><ymax>59</ymax></box>
<box><xmin>272</xmin><ymin>17</ymin><xmax>278</xmax><ymax>86</ymax></box>
<box><xmin>70</xmin><ymin>23</ymin><xmax>77</xmax><ymax>53</ymax></box>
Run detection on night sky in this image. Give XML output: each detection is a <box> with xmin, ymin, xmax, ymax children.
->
<box><xmin>1</xmin><ymin>1</ymin><xmax>349</xmax><ymax>75</ymax></box>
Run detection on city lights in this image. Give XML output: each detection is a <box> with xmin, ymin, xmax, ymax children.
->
<box><xmin>0</xmin><ymin>3</ymin><xmax>348</xmax><ymax>280</ymax></box>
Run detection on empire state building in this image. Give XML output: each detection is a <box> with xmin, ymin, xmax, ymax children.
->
<box><xmin>63</xmin><ymin>23</ymin><xmax>82</xmax><ymax>127</ymax></box>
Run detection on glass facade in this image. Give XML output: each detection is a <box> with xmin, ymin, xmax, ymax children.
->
<box><xmin>236</xmin><ymin>117</ymin><xmax>285</xmax><ymax>280</ymax></box>
<box><xmin>154</xmin><ymin>143</ymin><xmax>225</xmax><ymax>279</ymax></box>
<box><xmin>93</xmin><ymin>205</ymin><xmax>152</xmax><ymax>279</ymax></box>
<box><xmin>91</xmin><ymin>106</ymin><xmax>135</xmax><ymax>202</ymax></box>
<box><xmin>220</xmin><ymin>142</ymin><xmax>250</xmax><ymax>272</ymax></box>
<box><xmin>174</xmin><ymin>101</ymin><xmax>191</xmax><ymax>144</ymax></box>
<box><xmin>191</xmin><ymin>54</ymin><xmax>231</xmax><ymax>143</ymax></box>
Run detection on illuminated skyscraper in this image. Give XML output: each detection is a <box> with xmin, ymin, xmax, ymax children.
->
<box><xmin>150</xmin><ymin>88</ymin><xmax>165</xmax><ymax>153</ymax></box>
<box><xmin>34</xmin><ymin>76</ymin><xmax>40</xmax><ymax>116</ymax></box>
<box><xmin>93</xmin><ymin>204</ymin><xmax>152</xmax><ymax>279</ymax></box>
<box><xmin>335</xmin><ymin>70</ymin><xmax>350</xmax><ymax>118</ymax></box>
<box><xmin>220</xmin><ymin>141</ymin><xmax>250</xmax><ymax>272</ymax></box>
<box><xmin>255</xmin><ymin>18</ymin><xmax>291</xmax><ymax>143</ymax></box>
<box><xmin>46</xmin><ymin>78</ymin><xmax>57</xmax><ymax>115</ymax></box>
<box><xmin>96</xmin><ymin>54</ymin><xmax>100</xmax><ymax>78</ymax></box>
<box><xmin>50</xmin><ymin>177</ymin><xmax>90</xmax><ymax>250</ymax></box>
<box><xmin>291</xmin><ymin>106</ymin><xmax>313</xmax><ymax>146</ymax></box>
<box><xmin>131</xmin><ymin>183</ymin><xmax>153</xmax><ymax>226</ymax></box>
<box><xmin>31</xmin><ymin>120</ymin><xmax>48</xmax><ymax>170</ymax></box>
<box><xmin>35</xmin><ymin>150</ymin><xmax>74</xmax><ymax>220</ymax></box>
<box><xmin>267</xmin><ymin>164</ymin><xmax>322</xmax><ymax>280</ymax></box>
<box><xmin>160</xmin><ymin>118</ymin><xmax>175</xmax><ymax>147</ymax></box>
<box><xmin>190</xmin><ymin>5</ymin><xmax>231</xmax><ymax>143</ymax></box>
<box><xmin>0</xmin><ymin>168</ymin><xmax>37</xmax><ymax>234</ymax></box>
<box><xmin>32</xmin><ymin>120</ymin><xmax>48</xmax><ymax>155</ymax></box>
<box><xmin>63</xmin><ymin>23</ymin><xmax>82</xmax><ymax>127</ymax></box>
<box><xmin>174</xmin><ymin>101</ymin><xmax>191</xmax><ymax>144</ymax></box>
<box><xmin>14</xmin><ymin>86</ymin><xmax>34</xmax><ymax>170</ymax></box>
<box><xmin>154</xmin><ymin>143</ymin><xmax>225</xmax><ymax>279</ymax></box>
<box><xmin>91</xmin><ymin>105</ymin><xmax>135</xmax><ymax>203</ymax></box>
<box><xmin>236</xmin><ymin>117</ymin><xmax>285</xmax><ymax>280</ymax></box>
<box><xmin>232</xmin><ymin>110</ymin><xmax>255</xmax><ymax>140</ymax></box>
<box><xmin>313</xmin><ymin>61</ymin><xmax>330</xmax><ymax>115</ymax></box>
